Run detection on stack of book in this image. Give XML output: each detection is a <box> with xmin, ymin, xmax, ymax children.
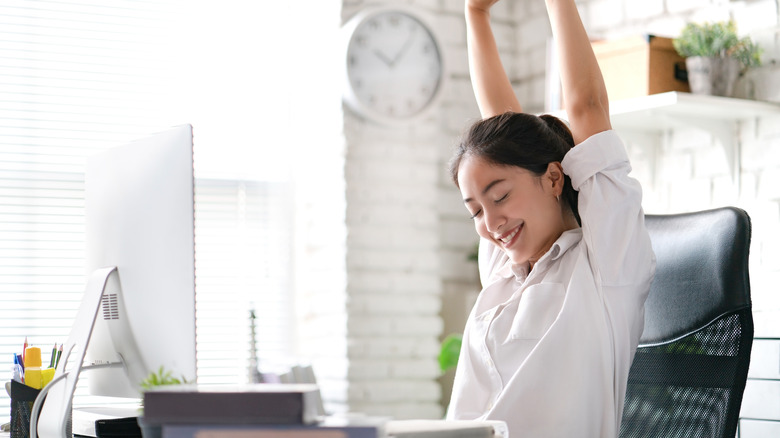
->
<box><xmin>142</xmin><ymin>384</ymin><xmax>506</xmax><ymax>438</ymax></box>
<box><xmin>142</xmin><ymin>384</ymin><xmax>386</xmax><ymax>438</ymax></box>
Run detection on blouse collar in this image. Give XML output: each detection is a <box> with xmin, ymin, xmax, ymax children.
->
<box><xmin>496</xmin><ymin>228</ymin><xmax>583</xmax><ymax>282</ymax></box>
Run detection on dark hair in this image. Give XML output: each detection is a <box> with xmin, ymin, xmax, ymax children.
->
<box><xmin>449</xmin><ymin>112</ymin><xmax>580</xmax><ymax>225</ymax></box>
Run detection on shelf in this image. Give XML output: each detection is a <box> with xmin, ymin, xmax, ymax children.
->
<box><xmin>608</xmin><ymin>92</ymin><xmax>780</xmax><ymax>132</ymax></box>
<box><xmin>551</xmin><ymin>92</ymin><xmax>780</xmax><ymax>184</ymax></box>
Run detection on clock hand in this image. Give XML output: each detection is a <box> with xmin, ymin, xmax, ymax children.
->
<box><xmin>389</xmin><ymin>27</ymin><xmax>417</xmax><ymax>67</ymax></box>
<box><xmin>373</xmin><ymin>49</ymin><xmax>394</xmax><ymax>67</ymax></box>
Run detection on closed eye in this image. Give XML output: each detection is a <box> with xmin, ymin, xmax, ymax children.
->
<box><xmin>469</xmin><ymin>209</ymin><xmax>482</xmax><ymax>220</ymax></box>
<box><xmin>494</xmin><ymin>193</ymin><xmax>508</xmax><ymax>204</ymax></box>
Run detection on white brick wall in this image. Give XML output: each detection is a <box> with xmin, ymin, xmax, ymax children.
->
<box><xmin>584</xmin><ymin>0</ymin><xmax>625</xmax><ymax>31</ymax></box>
<box><xmin>312</xmin><ymin>0</ymin><xmax>466</xmax><ymax>418</ymax></box>
<box><xmin>665</xmin><ymin>0</ymin><xmax>717</xmax><ymax>15</ymax></box>
<box><xmin>625</xmin><ymin>0</ymin><xmax>665</xmax><ymax>22</ymax></box>
<box><xmin>337</xmin><ymin>110</ymin><xmax>446</xmax><ymax>418</ymax></box>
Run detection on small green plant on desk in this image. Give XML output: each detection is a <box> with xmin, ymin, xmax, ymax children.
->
<box><xmin>138</xmin><ymin>366</ymin><xmax>190</xmax><ymax>438</ymax></box>
<box><xmin>140</xmin><ymin>366</ymin><xmax>189</xmax><ymax>391</ymax></box>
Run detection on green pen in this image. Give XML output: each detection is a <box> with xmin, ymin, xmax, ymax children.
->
<box><xmin>55</xmin><ymin>344</ymin><xmax>63</xmax><ymax>368</ymax></box>
<box><xmin>49</xmin><ymin>343</ymin><xmax>57</xmax><ymax>368</ymax></box>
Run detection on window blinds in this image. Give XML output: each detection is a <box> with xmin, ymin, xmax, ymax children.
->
<box><xmin>194</xmin><ymin>179</ymin><xmax>294</xmax><ymax>385</ymax></box>
<box><xmin>0</xmin><ymin>0</ymin><xmax>296</xmax><ymax>416</ymax></box>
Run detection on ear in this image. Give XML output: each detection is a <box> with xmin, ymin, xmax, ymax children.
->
<box><xmin>545</xmin><ymin>162</ymin><xmax>565</xmax><ymax>196</ymax></box>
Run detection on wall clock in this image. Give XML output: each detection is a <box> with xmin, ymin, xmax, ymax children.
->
<box><xmin>342</xmin><ymin>6</ymin><xmax>445</xmax><ymax>124</ymax></box>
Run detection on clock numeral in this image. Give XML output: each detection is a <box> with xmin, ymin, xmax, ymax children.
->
<box><xmin>355</xmin><ymin>35</ymin><xmax>367</xmax><ymax>48</ymax></box>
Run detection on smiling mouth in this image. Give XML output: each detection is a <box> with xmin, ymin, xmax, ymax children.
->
<box><xmin>497</xmin><ymin>225</ymin><xmax>522</xmax><ymax>246</ymax></box>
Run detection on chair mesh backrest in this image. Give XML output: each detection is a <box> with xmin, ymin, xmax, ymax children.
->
<box><xmin>620</xmin><ymin>207</ymin><xmax>753</xmax><ymax>438</ymax></box>
<box><xmin>620</xmin><ymin>310</ymin><xmax>752</xmax><ymax>438</ymax></box>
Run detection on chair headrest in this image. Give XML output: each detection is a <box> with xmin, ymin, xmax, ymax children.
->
<box><xmin>640</xmin><ymin>207</ymin><xmax>752</xmax><ymax>345</ymax></box>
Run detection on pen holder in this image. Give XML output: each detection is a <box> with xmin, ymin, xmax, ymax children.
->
<box><xmin>10</xmin><ymin>380</ymin><xmax>41</xmax><ymax>438</ymax></box>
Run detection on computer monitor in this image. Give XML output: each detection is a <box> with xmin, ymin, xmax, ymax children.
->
<box><xmin>83</xmin><ymin>124</ymin><xmax>197</xmax><ymax>398</ymax></box>
<box><xmin>36</xmin><ymin>125</ymin><xmax>197</xmax><ymax>438</ymax></box>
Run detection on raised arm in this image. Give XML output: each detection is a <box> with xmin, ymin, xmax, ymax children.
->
<box><xmin>545</xmin><ymin>0</ymin><xmax>611</xmax><ymax>143</ymax></box>
<box><xmin>466</xmin><ymin>0</ymin><xmax>522</xmax><ymax>117</ymax></box>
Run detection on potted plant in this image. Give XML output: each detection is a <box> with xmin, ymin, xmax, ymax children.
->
<box><xmin>137</xmin><ymin>366</ymin><xmax>190</xmax><ymax>438</ymax></box>
<box><xmin>673</xmin><ymin>20</ymin><xmax>762</xmax><ymax>97</ymax></box>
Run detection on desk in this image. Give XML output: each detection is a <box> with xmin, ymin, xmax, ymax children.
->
<box><xmin>26</xmin><ymin>409</ymin><xmax>508</xmax><ymax>438</ymax></box>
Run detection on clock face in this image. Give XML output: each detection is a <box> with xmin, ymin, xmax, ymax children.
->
<box><xmin>345</xmin><ymin>10</ymin><xmax>443</xmax><ymax>122</ymax></box>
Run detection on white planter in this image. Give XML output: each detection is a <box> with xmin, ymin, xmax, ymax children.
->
<box><xmin>734</xmin><ymin>63</ymin><xmax>780</xmax><ymax>103</ymax></box>
<box><xmin>685</xmin><ymin>56</ymin><xmax>741</xmax><ymax>97</ymax></box>
<box><xmin>735</xmin><ymin>25</ymin><xmax>780</xmax><ymax>103</ymax></box>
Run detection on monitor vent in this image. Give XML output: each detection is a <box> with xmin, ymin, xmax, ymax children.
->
<box><xmin>101</xmin><ymin>294</ymin><xmax>120</xmax><ymax>320</ymax></box>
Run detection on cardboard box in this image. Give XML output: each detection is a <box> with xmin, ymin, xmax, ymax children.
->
<box><xmin>592</xmin><ymin>35</ymin><xmax>690</xmax><ymax>101</ymax></box>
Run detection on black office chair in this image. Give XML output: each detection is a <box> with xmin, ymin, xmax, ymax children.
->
<box><xmin>619</xmin><ymin>207</ymin><xmax>753</xmax><ymax>438</ymax></box>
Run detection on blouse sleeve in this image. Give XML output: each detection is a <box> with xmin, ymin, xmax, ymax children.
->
<box><xmin>561</xmin><ymin>130</ymin><xmax>655</xmax><ymax>288</ymax></box>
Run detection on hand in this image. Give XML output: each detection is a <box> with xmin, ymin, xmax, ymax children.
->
<box><xmin>373</xmin><ymin>30</ymin><xmax>415</xmax><ymax>69</ymax></box>
<box><xmin>389</xmin><ymin>27</ymin><xmax>417</xmax><ymax>67</ymax></box>
<box><xmin>373</xmin><ymin>49</ymin><xmax>394</xmax><ymax>67</ymax></box>
<box><xmin>467</xmin><ymin>0</ymin><xmax>501</xmax><ymax>13</ymax></box>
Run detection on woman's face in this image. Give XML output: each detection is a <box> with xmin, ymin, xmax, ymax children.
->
<box><xmin>457</xmin><ymin>155</ymin><xmax>567</xmax><ymax>266</ymax></box>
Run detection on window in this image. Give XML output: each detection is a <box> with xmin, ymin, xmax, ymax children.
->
<box><xmin>0</xmin><ymin>0</ymin><xmax>333</xmax><ymax>415</ymax></box>
<box><xmin>194</xmin><ymin>179</ymin><xmax>294</xmax><ymax>385</ymax></box>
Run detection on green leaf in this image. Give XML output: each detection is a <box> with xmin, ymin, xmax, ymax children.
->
<box><xmin>438</xmin><ymin>334</ymin><xmax>463</xmax><ymax>373</ymax></box>
<box><xmin>673</xmin><ymin>20</ymin><xmax>761</xmax><ymax>70</ymax></box>
<box><xmin>140</xmin><ymin>365</ymin><xmax>189</xmax><ymax>391</ymax></box>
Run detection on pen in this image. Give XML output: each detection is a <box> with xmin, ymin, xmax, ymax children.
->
<box><xmin>22</xmin><ymin>337</ymin><xmax>27</xmax><ymax>365</ymax></box>
<box><xmin>49</xmin><ymin>343</ymin><xmax>57</xmax><ymax>368</ymax></box>
<box><xmin>55</xmin><ymin>344</ymin><xmax>63</xmax><ymax>369</ymax></box>
<box><xmin>16</xmin><ymin>354</ymin><xmax>24</xmax><ymax>372</ymax></box>
<box><xmin>12</xmin><ymin>355</ymin><xmax>23</xmax><ymax>383</ymax></box>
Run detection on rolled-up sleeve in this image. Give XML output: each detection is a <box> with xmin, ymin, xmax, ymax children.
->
<box><xmin>562</xmin><ymin>130</ymin><xmax>655</xmax><ymax>288</ymax></box>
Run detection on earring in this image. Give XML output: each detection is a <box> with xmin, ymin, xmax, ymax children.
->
<box><xmin>556</xmin><ymin>195</ymin><xmax>560</xmax><ymax>202</ymax></box>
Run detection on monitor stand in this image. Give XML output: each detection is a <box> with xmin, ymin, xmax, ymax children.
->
<box><xmin>35</xmin><ymin>267</ymin><xmax>120</xmax><ymax>438</ymax></box>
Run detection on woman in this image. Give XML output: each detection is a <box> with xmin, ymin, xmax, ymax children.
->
<box><xmin>445</xmin><ymin>0</ymin><xmax>656</xmax><ymax>436</ymax></box>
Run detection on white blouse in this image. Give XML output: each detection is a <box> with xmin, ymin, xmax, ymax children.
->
<box><xmin>446</xmin><ymin>130</ymin><xmax>656</xmax><ymax>438</ymax></box>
